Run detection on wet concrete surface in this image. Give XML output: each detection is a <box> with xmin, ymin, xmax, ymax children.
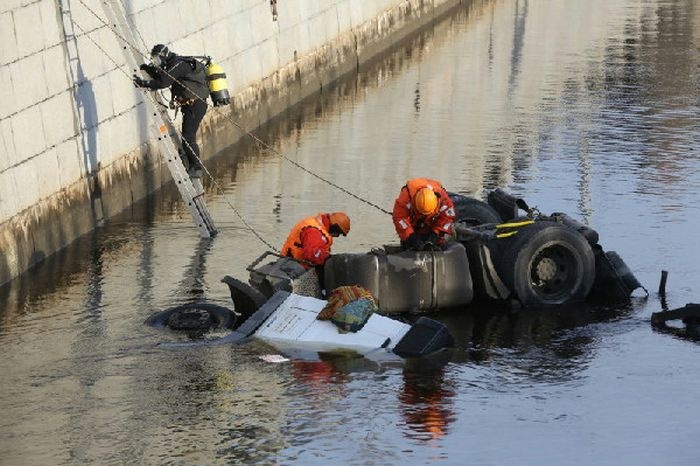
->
<box><xmin>2</xmin><ymin>0</ymin><xmax>700</xmax><ymax>464</ymax></box>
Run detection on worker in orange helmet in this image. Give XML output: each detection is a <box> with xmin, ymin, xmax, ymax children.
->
<box><xmin>282</xmin><ymin>212</ymin><xmax>351</xmax><ymax>268</ymax></box>
<box><xmin>392</xmin><ymin>178</ymin><xmax>455</xmax><ymax>250</ymax></box>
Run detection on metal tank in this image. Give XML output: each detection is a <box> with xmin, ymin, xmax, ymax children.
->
<box><xmin>324</xmin><ymin>242</ymin><xmax>474</xmax><ymax>314</ymax></box>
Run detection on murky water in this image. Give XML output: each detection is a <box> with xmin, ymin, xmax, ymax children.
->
<box><xmin>2</xmin><ymin>0</ymin><xmax>700</xmax><ymax>464</ymax></box>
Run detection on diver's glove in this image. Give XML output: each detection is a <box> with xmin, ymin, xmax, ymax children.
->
<box><xmin>425</xmin><ymin>232</ymin><xmax>439</xmax><ymax>245</ymax></box>
<box><xmin>139</xmin><ymin>63</ymin><xmax>158</xmax><ymax>77</ymax></box>
<box><xmin>405</xmin><ymin>234</ymin><xmax>424</xmax><ymax>251</ymax></box>
<box><xmin>132</xmin><ymin>75</ymin><xmax>148</xmax><ymax>88</ymax></box>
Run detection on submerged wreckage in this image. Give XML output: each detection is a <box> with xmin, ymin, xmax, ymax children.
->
<box><xmin>149</xmin><ymin>189</ymin><xmax>644</xmax><ymax>358</ymax></box>
<box><xmin>226</xmin><ymin>189</ymin><xmax>643</xmax><ymax>315</ymax></box>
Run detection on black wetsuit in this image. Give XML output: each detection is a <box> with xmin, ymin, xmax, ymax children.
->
<box><xmin>140</xmin><ymin>56</ymin><xmax>209</xmax><ymax>171</ymax></box>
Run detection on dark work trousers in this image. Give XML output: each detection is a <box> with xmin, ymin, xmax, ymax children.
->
<box><xmin>181</xmin><ymin>99</ymin><xmax>207</xmax><ymax>170</ymax></box>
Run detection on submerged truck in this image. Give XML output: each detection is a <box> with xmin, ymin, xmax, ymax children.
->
<box><xmin>224</xmin><ymin>189</ymin><xmax>644</xmax><ymax>316</ymax></box>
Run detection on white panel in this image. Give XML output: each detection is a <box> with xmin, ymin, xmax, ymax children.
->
<box><xmin>281</xmin><ymin>22</ymin><xmax>310</xmax><ymax>62</ymax></box>
<box><xmin>33</xmin><ymin>147</ymin><xmax>61</xmax><ymax>199</ymax></box>
<box><xmin>349</xmin><ymin>1</ymin><xmax>368</xmax><ymax>28</ymax></box>
<box><xmin>0</xmin><ymin>118</ymin><xmax>16</xmax><ymax>172</ymax></box>
<box><xmin>191</xmin><ymin>0</ymin><xmax>213</xmax><ymax>33</ymax></box>
<box><xmin>132</xmin><ymin>7</ymin><xmax>158</xmax><ymax>49</ymax></box>
<box><xmin>91</xmin><ymin>73</ymin><xmax>116</xmax><ymax>124</ymax></box>
<box><xmin>96</xmin><ymin>115</ymin><xmax>113</xmax><ymax>164</ymax></box>
<box><xmin>254</xmin><ymin>294</ymin><xmax>410</xmax><ymax>352</ymax></box>
<box><xmin>308</xmin><ymin>11</ymin><xmax>328</xmax><ymax>51</ymax></box>
<box><xmin>75</xmin><ymin>28</ymin><xmax>108</xmax><ymax>79</ymax></box>
<box><xmin>11</xmin><ymin>159</ymin><xmax>40</xmax><ymax>213</ymax></box>
<box><xmin>109</xmin><ymin>111</ymin><xmax>142</xmax><ymax>159</ymax></box>
<box><xmin>209</xmin><ymin>0</ymin><xmax>232</xmax><ymax>18</ymax></box>
<box><xmin>240</xmin><ymin>0</ymin><xmax>265</xmax><ymax>12</ymax></box>
<box><xmin>241</xmin><ymin>45</ymin><xmax>263</xmax><ymax>84</ymax></box>
<box><xmin>70</xmin><ymin>0</ymin><xmax>104</xmax><ymax>35</ymax></box>
<box><xmin>259</xmin><ymin>37</ymin><xmax>280</xmax><ymax>78</ymax></box>
<box><xmin>152</xmin><ymin>1</ymin><xmax>182</xmax><ymax>45</ymax></box>
<box><xmin>40</xmin><ymin>91</ymin><xmax>77</xmax><ymax>148</ymax></box>
<box><xmin>0</xmin><ymin>11</ymin><xmax>18</xmax><ymax>65</ymax></box>
<box><xmin>11</xmin><ymin>106</ymin><xmax>46</xmax><ymax>162</ymax></box>
<box><xmin>14</xmin><ymin>2</ymin><xmax>44</xmax><ymax>57</ymax></box>
<box><xmin>0</xmin><ymin>65</ymin><xmax>18</xmax><ymax>119</ymax></box>
<box><xmin>0</xmin><ymin>0</ymin><xmax>23</xmax><ymax>15</ymax></box>
<box><xmin>109</xmin><ymin>68</ymin><xmax>140</xmax><ymax>116</ymax></box>
<box><xmin>228</xmin><ymin>10</ymin><xmax>254</xmax><ymax>52</ymax></box>
<box><xmin>115</xmin><ymin>107</ymin><xmax>145</xmax><ymax>154</ymax></box>
<box><xmin>203</xmin><ymin>17</ymin><xmax>231</xmax><ymax>62</ymax></box>
<box><xmin>128</xmin><ymin>0</ymin><xmax>161</xmax><ymax>14</ymax></box>
<box><xmin>39</xmin><ymin>0</ymin><xmax>62</xmax><ymax>49</ymax></box>
<box><xmin>321</xmin><ymin>5</ymin><xmax>339</xmax><ymax>44</ymax></box>
<box><xmin>278</xmin><ymin>0</ymin><xmax>302</xmax><ymax>26</ymax></box>
<box><xmin>169</xmin><ymin>34</ymin><xmax>201</xmax><ymax>58</ymax></box>
<box><xmin>42</xmin><ymin>44</ymin><xmax>71</xmax><ymax>96</ymax></box>
<box><xmin>99</xmin><ymin>25</ymin><xmax>127</xmax><ymax>71</ymax></box>
<box><xmin>9</xmin><ymin>53</ymin><xmax>49</xmax><ymax>112</ymax></box>
<box><xmin>55</xmin><ymin>138</ymin><xmax>83</xmax><ymax>186</ymax></box>
<box><xmin>276</xmin><ymin>25</ymin><xmax>294</xmax><ymax>67</ymax></box>
<box><xmin>173</xmin><ymin>0</ymin><xmax>196</xmax><ymax>34</ymax></box>
<box><xmin>186</xmin><ymin>32</ymin><xmax>207</xmax><ymax>57</ymax></box>
<box><xmin>0</xmin><ymin>171</ymin><xmax>18</xmax><ymax>223</ymax></box>
<box><xmin>250</xmin><ymin>1</ymin><xmax>274</xmax><ymax>46</ymax></box>
<box><xmin>336</xmin><ymin>0</ymin><xmax>352</xmax><ymax>34</ymax></box>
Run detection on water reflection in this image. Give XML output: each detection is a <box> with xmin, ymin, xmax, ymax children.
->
<box><xmin>399</xmin><ymin>354</ymin><xmax>456</xmax><ymax>443</ymax></box>
<box><xmin>441</xmin><ymin>302</ymin><xmax>634</xmax><ymax>383</ymax></box>
<box><xmin>507</xmin><ymin>0</ymin><xmax>528</xmax><ymax>93</ymax></box>
<box><xmin>177</xmin><ymin>239</ymin><xmax>215</xmax><ymax>302</ymax></box>
<box><xmin>67</xmin><ymin>232</ymin><xmax>106</xmax><ymax>464</ymax></box>
<box><xmin>2</xmin><ymin>0</ymin><xmax>700</xmax><ymax>463</ymax></box>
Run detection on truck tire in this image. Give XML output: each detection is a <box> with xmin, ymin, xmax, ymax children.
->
<box><xmin>145</xmin><ymin>302</ymin><xmax>237</xmax><ymax>330</ymax></box>
<box><xmin>495</xmin><ymin>221</ymin><xmax>595</xmax><ymax>306</ymax></box>
<box><xmin>449</xmin><ymin>192</ymin><xmax>501</xmax><ymax>226</ymax></box>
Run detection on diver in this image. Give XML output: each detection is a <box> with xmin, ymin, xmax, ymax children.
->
<box><xmin>392</xmin><ymin>178</ymin><xmax>455</xmax><ymax>251</ymax></box>
<box><xmin>133</xmin><ymin>44</ymin><xmax>210</xmax><ymax>177</ymax></box>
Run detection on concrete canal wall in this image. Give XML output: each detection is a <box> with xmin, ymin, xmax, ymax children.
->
<box><xmin>0</xmin><ymin>0</ymin><xmax>465</xmax><ymax>286</ymax></box>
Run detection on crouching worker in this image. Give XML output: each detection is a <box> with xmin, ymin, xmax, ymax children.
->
<box><xmin>392</xmin><ymin>178</ymin><xmax>455</xmax><ymax>251</ymax></box>
<box><xmin>133</xmin><ymin>44</ymin><xmax>209</xmax><ymax>177</ymax></box>
<box><xmin>282</xmin><ymin>212</ymin><xmax>351</xmax><ymax>269</ymax></box>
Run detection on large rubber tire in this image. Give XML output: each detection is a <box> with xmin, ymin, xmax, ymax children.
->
<box><xmin>145</xmin><ymin>302</ymin><xmax>237</xmax><ymax>330</ymax></box>
<box><xmin>495</xmin><ymin>221</ymin><xmax>595</xmax><ymax>306</ymax></box>
<box><xmin>448</xmin><ymin>192</ymin><xmax>501</xmax><ymax>226</ymax></box>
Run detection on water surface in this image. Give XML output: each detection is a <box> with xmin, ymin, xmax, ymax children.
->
<box><xmin>2</xmin><ymin>0</ymin><xmax>700</xmax><ymax>464</ymax></box>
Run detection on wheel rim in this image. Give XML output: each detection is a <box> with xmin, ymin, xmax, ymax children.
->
<box><xmin>528</xmin><ymin>244</ymin><xmax>580</xmax><ymax>302</ymax></box>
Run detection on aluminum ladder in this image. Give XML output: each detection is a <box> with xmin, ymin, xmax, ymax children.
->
<box><xmin>100</xmin><ymin>0</ymin><xmax>217</xmax><ymax>238</ymax></box>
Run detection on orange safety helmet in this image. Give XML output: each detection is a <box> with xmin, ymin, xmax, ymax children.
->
<box><xmin>414</xmin><ymin>188</ymin><xmax>439</xmax><ymax>215</ymax></box>
<box><xmin>328</xmin><ymin>212</ymin><xmax>351</xmax><ymax>236</ymax></box>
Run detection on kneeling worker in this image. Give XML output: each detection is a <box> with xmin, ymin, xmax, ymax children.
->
<box><xmin>392</xmin><ymin>178</ymin><xmax>455</xmax><ymax>250</ymax></box>
<box><xmin>133</xmin><ymin>44</ymin><xmax>209</xmax><ymax>177</ymax></box>
<box><xmin>282</xmin><ymin>212</ymin><xmax>351</xmax><ymax>268</ymax></box>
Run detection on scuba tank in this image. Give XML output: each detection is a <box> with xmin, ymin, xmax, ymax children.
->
<box><xmin>182</xmin><ymin>55</ymin><xmax>231</xmax><ymax>106</ymax></box>
<box><xmin>204</xmin><ymin>58</ymin><xmax>230</xmax><ymax>107</ymax></box>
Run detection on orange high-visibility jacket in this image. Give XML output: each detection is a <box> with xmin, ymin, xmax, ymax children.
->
<box><xmin>392</xmin><ymin>178</ymin><xmax>455</xmax><ymax>241</ymax></box>
<box><xmin>282</xmin><ymin>213</ymin><xmax>333</xmax><ymax>267</ymax></box>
